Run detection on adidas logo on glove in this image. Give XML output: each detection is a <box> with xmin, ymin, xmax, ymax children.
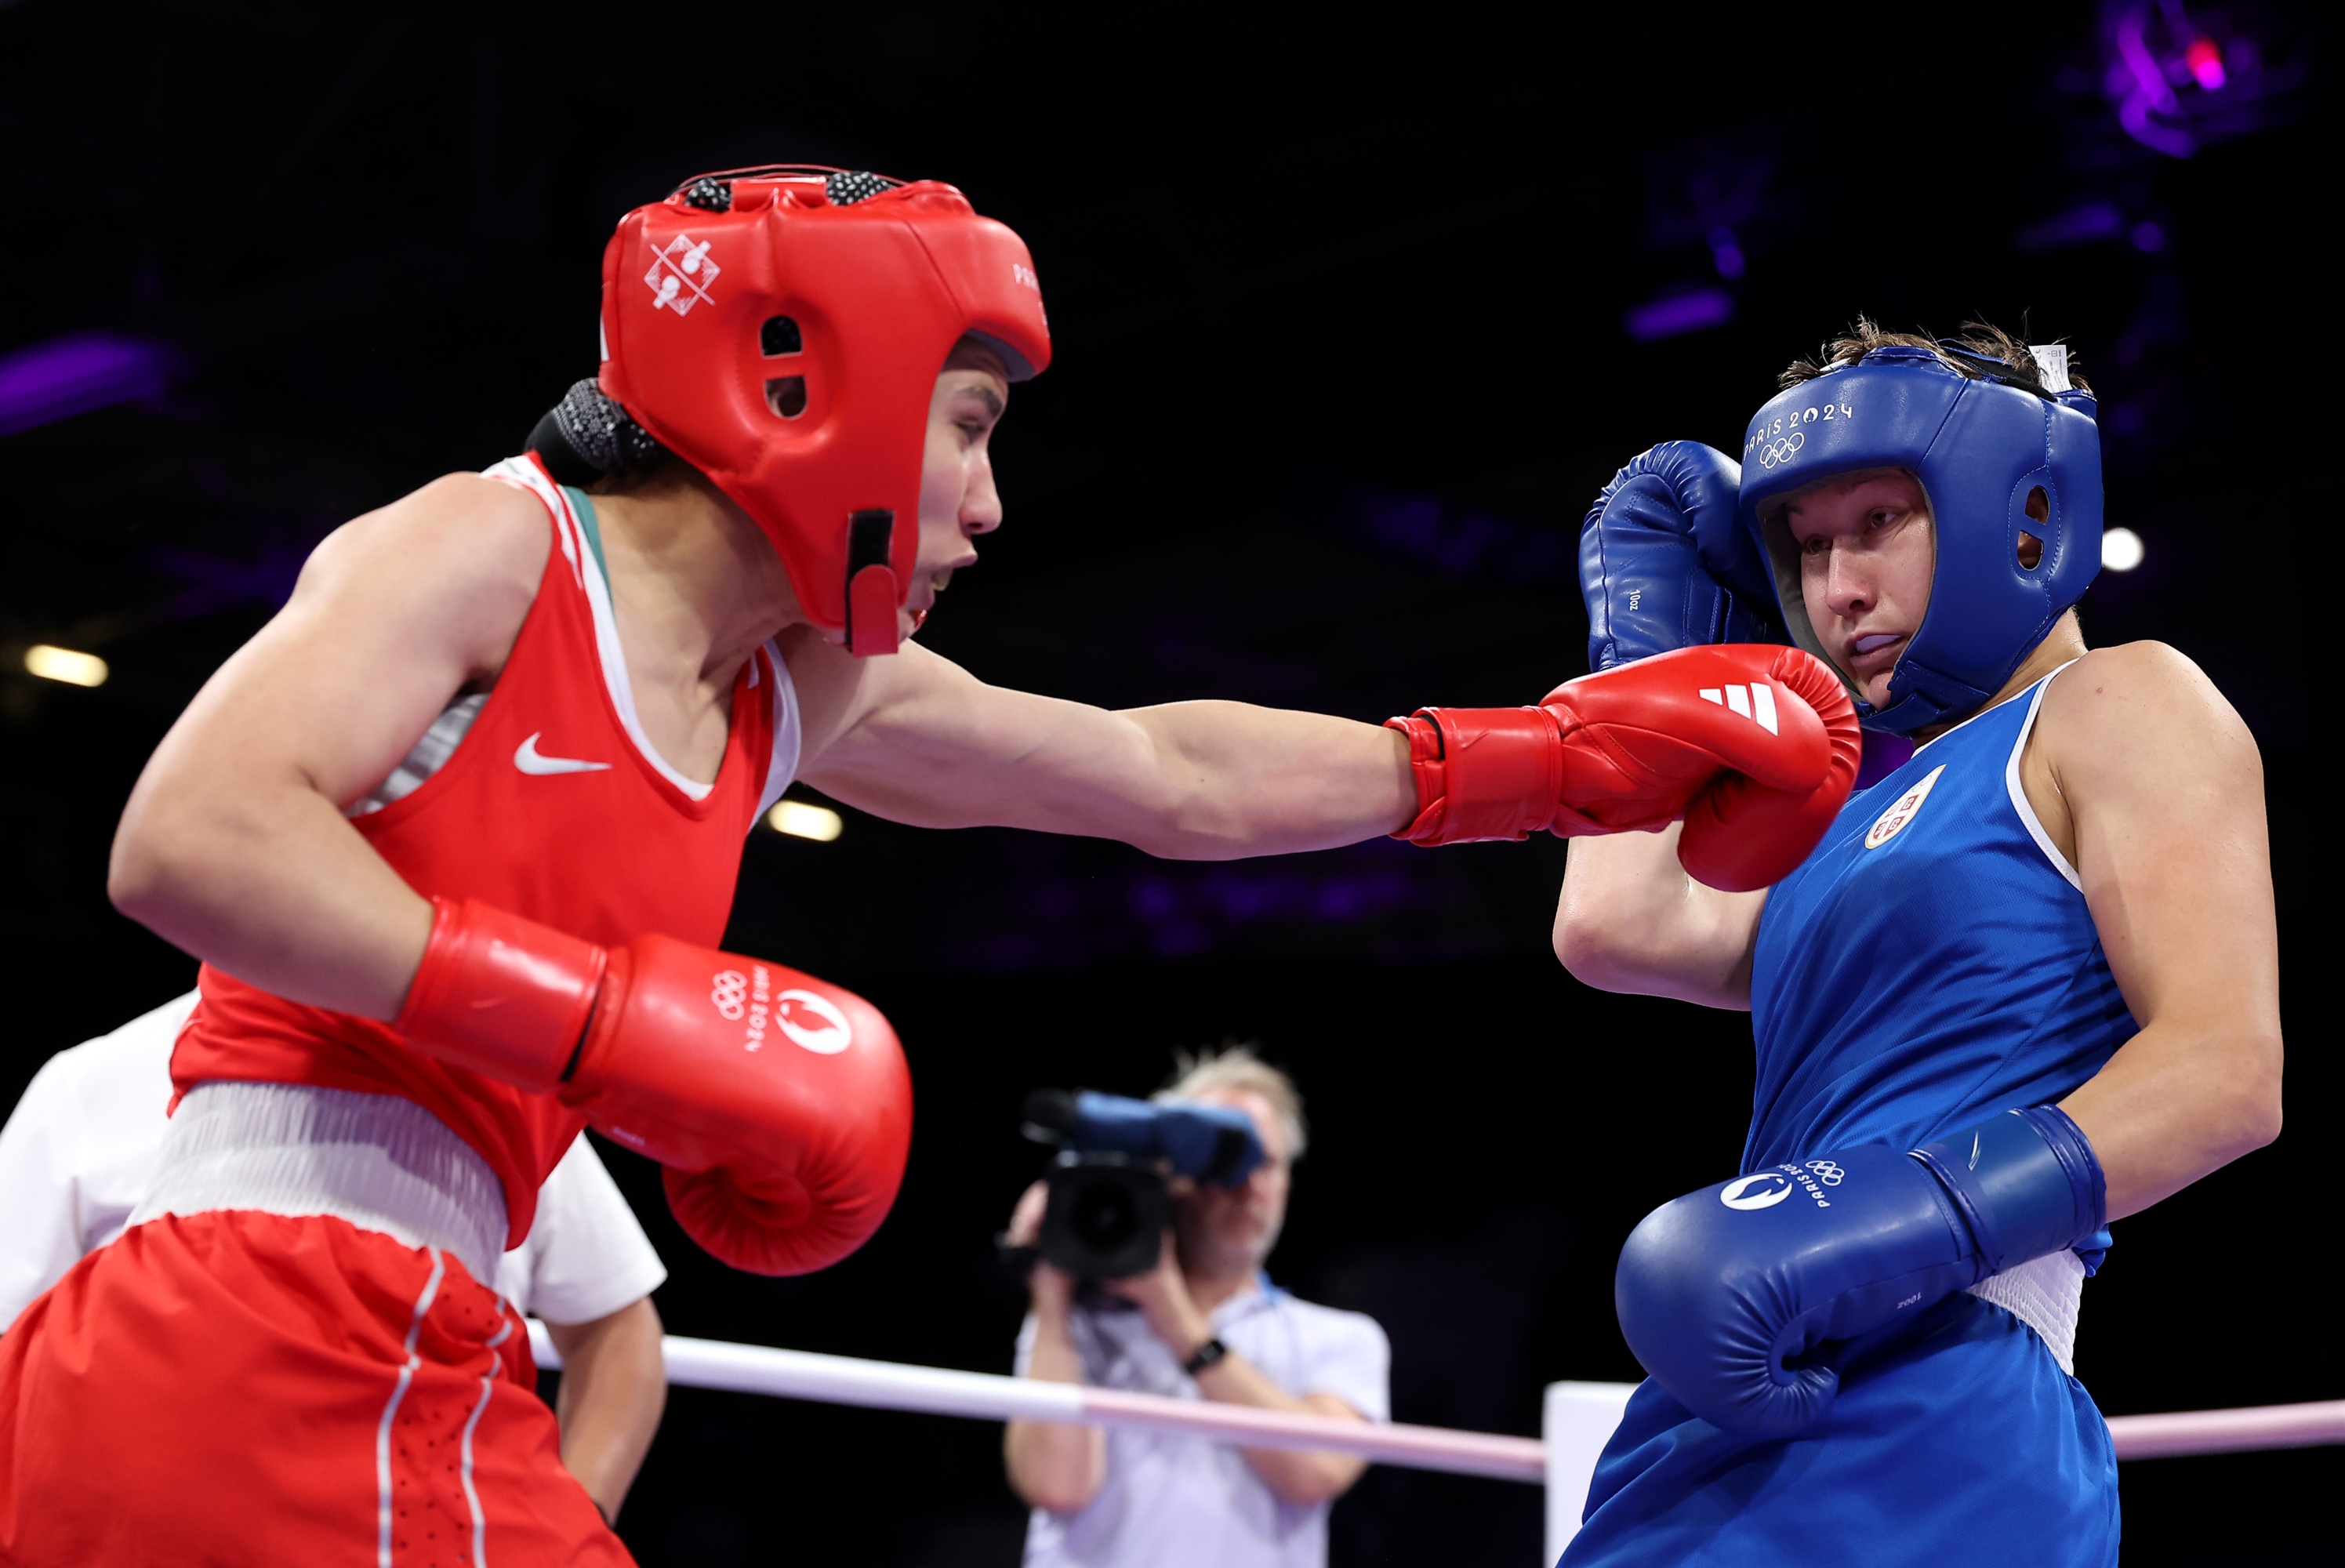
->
<box><xmin>1697</xmin><ymin>683</ymin><xmax>1779</xmax><ymax>735</ymax></box>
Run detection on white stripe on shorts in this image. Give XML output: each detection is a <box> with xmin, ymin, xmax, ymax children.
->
<box><xmin>461</xmin><ymin>1306</ymin><xmax>517</xmax><ymax>1568</ymax></box>
<box><xmin>378</xmin><ymin>1247</ymin><xmax>447</xmax><ymax>1568</ymax></box>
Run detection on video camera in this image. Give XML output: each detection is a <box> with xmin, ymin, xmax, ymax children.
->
<box><xmin>1016</xmin><ymin>1089</ymin><xmax>1266</xmax><ymax>1280</ymax></box>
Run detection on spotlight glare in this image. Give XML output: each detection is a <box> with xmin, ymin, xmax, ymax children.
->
<box><xmin>24</xmin><ymin>644</ymin><xmax>109</xmax><ymax>687</ymax></box>
<box><xmin>767</xmin><ymin>800</ymin><xmax>844</xmax><ymax>841</ymax></box>
<box><xmin>2101</xmin><ymin>528</ymin><xmax>2146</xmax><ymax>572</ymax></box>
<box><xmin>2185</xmin><ymin>38</ymin><xmax>2227</xmax><ymax>91</ymax></box>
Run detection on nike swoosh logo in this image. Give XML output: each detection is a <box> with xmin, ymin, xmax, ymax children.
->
<box><xmin>514</xmin><ymin>733</ymin><xmax>612</xmax><ymax>776</ymax></box>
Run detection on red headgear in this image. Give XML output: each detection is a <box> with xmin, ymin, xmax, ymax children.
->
<box><xmin>597</xmin><ymin>167</ymin><xmax>1052</xmax><ymax>656</ymax></box>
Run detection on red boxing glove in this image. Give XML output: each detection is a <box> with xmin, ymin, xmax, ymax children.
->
<box><xmin>1386</xmin><ymin>644</ymin><xmax>1859</xmax><ymax>891</ymax></box>
<box><xmin>396</xmin><ymin>901</ymin><xmax>913</xmax><ymax>1276</ymax></box>
<box><xmin>1675</xmin><ymin>649</ymin><xmax>1860</xmax><ymax>891</ymax></box>
<box><xmin>572</xmin><ymin>935</ymin><xmax>911</xmax><ymax>1276</ymax></box>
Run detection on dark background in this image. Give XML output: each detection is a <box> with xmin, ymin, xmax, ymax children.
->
<box><xmin>0</xmin><ymin>2</ymin><xmax>2329</xmax><ymax>1563</ymax></box>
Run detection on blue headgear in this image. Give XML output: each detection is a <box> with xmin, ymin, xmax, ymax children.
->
<box><xmin>1737</xmin><ymin>344</ymin><xmax>2102</xmax><ymax>735</ymax></box>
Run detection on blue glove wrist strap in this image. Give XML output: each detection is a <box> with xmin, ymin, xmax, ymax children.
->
<box><xmin>1909</xmin><ymin>1105</ymin><xmax>2107</xmax><ymax>1277</ymax></box>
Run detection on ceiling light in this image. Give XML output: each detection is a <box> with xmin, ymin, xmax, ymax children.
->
<box><xmin>767</xmin><ymin>800</ymin><xmax>843</xmax><ymax>841</ymax></box>
<box><xmin>24</xmin><ymin>644</ymin><xmax>109</xmax><ymax>687</ymax></box>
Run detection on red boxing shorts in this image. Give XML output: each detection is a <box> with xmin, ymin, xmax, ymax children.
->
<box><xmin>0</xmin><ymin>1210</ymin><xmax>629</xmax><ymax>1566</ymax></box>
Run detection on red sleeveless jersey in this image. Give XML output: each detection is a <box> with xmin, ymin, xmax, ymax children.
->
<box><xmin>174</xmin><ymin>456</ymin><xmax>797</xmax><ymax>1243</ymax></box>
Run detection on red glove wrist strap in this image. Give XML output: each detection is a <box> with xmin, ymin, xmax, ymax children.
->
<box><xmin>394</xmin><ymin>897</ymin><xmax>608</xmax><ymax>1094</ymax></box>
<box><xmin>1382</xmin><ymin>706</ymin><xmax>1565</xmax><ymax>845</ymax></box>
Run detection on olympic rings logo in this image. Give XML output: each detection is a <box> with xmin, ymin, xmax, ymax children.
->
<box><xmin>710</xmin><ymin>969</ymin><xmax>750</xmax><ymax>1020</ymax></box>
<box><xmin>1805</xmin><ymin>1159</ymin><xmax>1846</xmax><ymax>1186</ymax></box>
<box><xmin>1757</xmin><ymin>430</ymin><xmax>1806</xmax><ymax>468</ymax></box>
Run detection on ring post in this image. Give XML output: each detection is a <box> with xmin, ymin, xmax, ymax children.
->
<box><xmin>1542</xmin><ymin>1381</ymin><xmax>1637</xmax><ymax>1565</ymax></box>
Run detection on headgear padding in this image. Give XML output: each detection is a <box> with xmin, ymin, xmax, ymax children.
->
<box><xmin>527</xmin><ymin>379</ymin><xmax>670</xmax><ymax>488</ymax></box>
<box><xmin>591</xmin><ymin>166</ymin><xmax>1052</xmax><ymax>657</ymax></box>
<box><xmin>1737</xmin><ymin>346</ymin><xmax>2101</xmax><ymax>735</ymax></box>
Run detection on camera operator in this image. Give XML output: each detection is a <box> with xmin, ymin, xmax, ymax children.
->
<box><xmin>1003</xmin><ymin>1048</ymin><xmax>1388</xmax><ymax>1568</ymax></box>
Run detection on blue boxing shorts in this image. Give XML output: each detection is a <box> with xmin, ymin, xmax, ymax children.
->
<box><xmin>1561</xmin><ymin>1294</ymin><xmax>2118</xmax><ymax>1567</ymax></box>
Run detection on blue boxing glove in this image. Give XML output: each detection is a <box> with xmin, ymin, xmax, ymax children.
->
<box><xmin>1581</xmin><ymin>442</ymin><xmax>1786</xmax><ymax>669</ymax></box>
<box><xmin>1614</xmin><ymin>1105</ymin><xmax>2107</xmax><ymax>1438</ymax></box>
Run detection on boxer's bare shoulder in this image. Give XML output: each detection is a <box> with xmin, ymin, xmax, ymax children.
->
<box><xmin>292</xmin><ymin>474</ymin><xmax>552</xmax><ymax>675</ymax></box>
<box><xmin>2019</xmin><ymin>640</ymin><xmax>2260</xmax><ymax>869</ymax></box>
<box><xmin>2036</xmin><ymin>640</ymin><xmax>2243</xmax><ymax>744</ymax></box>
<box><xmin>116</xmin><ymin>473</ymin><xmax>563</xmax><ymax>908</ymax></box>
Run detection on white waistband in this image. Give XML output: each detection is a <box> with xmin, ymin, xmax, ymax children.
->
<box><xmin>129</xmin><ymin>1081</ymin><xmax>508</xmax><ymax>1286</ymax></box>
<box><xmin>1968</xmin><ymin>1249</ymin><xmax>2085</xmax><ymax>1374</ymax></box>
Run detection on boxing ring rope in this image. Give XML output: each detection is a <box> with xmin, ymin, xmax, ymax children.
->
<box><xmin>528</xmin><ymin>1324</ymin><xmax>2340</xmax><ymax>1563</ymax></box>
<box><xmin>525</xmin><ymin>1320</ymin><xmax>1547</xmax><ymax>1481</ymax></box>
<box><xmin>525</xmin><ymin>1321</ymin><xmax>2341</xmax><ymax>1479</ymax></box>
<box><xmin>2102</xmin><ymin>1399</ymin><xmax>2345</xmax><ymax>1460</ymax></box>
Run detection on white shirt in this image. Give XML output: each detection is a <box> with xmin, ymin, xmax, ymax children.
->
<box><xmin>1015</xmin><ymin>1279</ymin><xmax>1390</xmax><ymax>1568</ymax></box>
<box><xmin>0</xmin><ymin>993</ymin><xmax>666</xmax><ymax>1331</ymax></box>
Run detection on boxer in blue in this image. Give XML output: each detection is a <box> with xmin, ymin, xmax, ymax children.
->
<box><xmin>1553</xmin><ymin>321</ymin><xmax>2283</xmax><ymax>1566</ymax></box>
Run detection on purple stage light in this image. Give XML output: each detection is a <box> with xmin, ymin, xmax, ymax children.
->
<box><xmin>2102</xmin><ymin>2</ymin><xmax>2263</xmax><ymax>159</ymax></box>
<box><xmin>2130</xmin><ymin>220</ymin><xmax>2167</xmax><ymax>252</ymax></box>
<box><xmin>146</xmin><ymin>543</ymin><xmax>307</xmax><ymax>610</ymax></box>
<box><xmin>2186</xmin><ymin>36</ymin><xmax>2226</xmax><ymax>91</ymax></box>
<box><xmin>1343</xmin><ymin>485</ymin><xmax>1572</xmax><ymax>583</ymax></box>
<box><xmin>0</xmin><ymin>332</ymin><xmax>171</xmax><ymax>438</ymax></box>
<box><xmin>1706</xmin><ymin>227</ymin><xmax>1747</xmax><ymax>281</ymax></box>
<box><xmin>1624</xmin><ymin>289</ymin><xmax>1733</xmax><ymax>342</ymax></box>
<box><xmin>2111</xmin><ymin>5</ymin><xmax>2194</xmax><ymax>157</ymax></box>
<box><xmin>2014</xmin><ymin>202</ymin><xmax>2125</xmax><ymax>252</ymax></box>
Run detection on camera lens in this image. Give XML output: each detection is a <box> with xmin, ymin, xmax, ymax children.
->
<box><xmin>1069</xmin><ymin>1177</ymin><xmax>1139</xmax><ymax>1250</ymax></box>
<box><xmin>1040</xmin><ymin>1152</ymin><xmax>1169</xmax><ymax>1279</ymax></box>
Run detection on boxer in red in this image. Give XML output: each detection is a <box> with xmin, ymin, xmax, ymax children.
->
<box><xmin>0</xmin><ymin>167</ymin><xmax>1856</xmax><ymax>1565</ymax></box>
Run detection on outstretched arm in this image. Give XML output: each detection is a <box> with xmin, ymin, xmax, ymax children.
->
<box><xmin>787</xmin><ymin>630</ymin><xmax>1853</xmax><ymax>872</ymax></box>
<box><xmin>2037</xmin><ymin>644</ymin><xmax>2282</xmax><ymax>1219</ymax></box>
<box><xmin>790</xmin><ymin>635</ymin><xmax>1415</xmax><ymax>859</ymax></box>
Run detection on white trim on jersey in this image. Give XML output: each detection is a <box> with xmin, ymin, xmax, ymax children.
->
<box><xmin>2002</xmin><ymin>660</ymin><xmax>2085</xmax><ymax>891</ymax></box>
<box><xmin>753</xmin><ymin>635</ymin><xmax>804</xmax><ymax>822</ymax></box>
<box><xmin>481</xmin><ymin>455</ymin><xmax>800</xmax><ymax>815</ymax></box>
<box><xmin>486</xmin><ymin>455</ymin><xmax>585</xmax><ymax>591</ymax></box>
<box><xmin>568</xmin><ymin>485</ymin><xmax>721</xmax><ymax>801</ymax></box>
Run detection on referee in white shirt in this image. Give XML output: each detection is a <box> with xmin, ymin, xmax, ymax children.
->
<box><xmin>0</xmin><ymin>993</ymin><xmax>670</xmax><ymax>1523</ymax></box>
<box><xmin>1004</xmin><ymin>1048</ymin><xmax>1388</xmax><ymax>1568</ymax></box>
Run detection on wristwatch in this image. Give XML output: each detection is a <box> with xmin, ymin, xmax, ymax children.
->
<box><xmin>1183</xmin><ymin>1336</ymin><xmax>1229</xmax><ymax>1377</ymax></box>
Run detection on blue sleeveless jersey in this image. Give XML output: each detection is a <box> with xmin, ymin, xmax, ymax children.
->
<box><xmin>1745</xmin><ymin>669</ymin><xmax>2133</xmax><ymax>1167</ymax></box>
<box><xmin>1563</xmin><ymin>670</ymin><xmax>2132</xmax><ymax>1568</ymax></box>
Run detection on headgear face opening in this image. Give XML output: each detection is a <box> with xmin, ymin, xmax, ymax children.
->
<box><xmin>595</xmin><ymin>167</ymin><xmax>1051</xmax><ymax>657</ymax></box>
<box><xmin>1737</xmin><ymin>345</ymin><xmax>2102</xmax><ymax>735</ymax></box>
